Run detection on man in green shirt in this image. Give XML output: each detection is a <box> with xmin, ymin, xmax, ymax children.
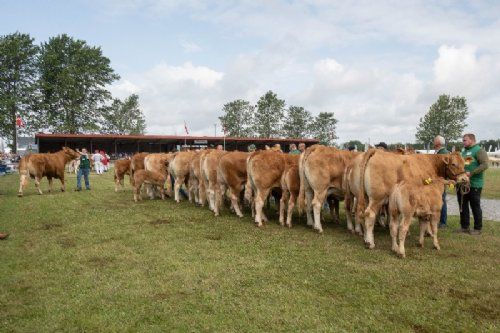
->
<box><xmin>76</xmin><ymin>148</ymin><xmax>91</xmax><ymax>191</ymax></box>
<box><xmin>457</xmin><ymin>133</ymin><xmax>489</xmax><ymax>235</ymax></box>
<box><xmin>434</xmin><ymin>135</ymin><xmax>449</xmax><ymax>228</ymax></box>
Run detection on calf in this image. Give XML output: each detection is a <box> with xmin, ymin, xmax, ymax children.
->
<box><xmin>279</xmin><ymin>154</ymin><xmax>300</xmax><ymax>227</ymax></box>
<box><xmin>169</xmin><ymin>151</ymin><xmax>196</xmax><ymax>203</ymax></box>
<box><xmin>133</xmin><ymin>169</ymin><xmax>168</xmax><ymax>202</ymax></box>
<box><xmin>201</xmin><ymin>149</ymin><xmax>227</xmax><ymax>216</ymax></box>
<box><xmin>388</xmin><ymin>177</ymin><xmax>452</xmax><ymax>258</ymax></box>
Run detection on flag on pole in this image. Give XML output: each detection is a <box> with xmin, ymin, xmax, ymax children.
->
<box><xmin>16</xmin><ymin>115</ymin><xmax>25</xmax><ymax>128</ymax></box>
<box><xmin>184</xmin><ymin>121</ymin><xmax>189</xmax><ymax>135</ymax></box>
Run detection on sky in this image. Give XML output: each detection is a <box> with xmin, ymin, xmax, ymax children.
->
<box><xmin>2</xmin><ymin>0</ymin><xmax>500</xmax><ymax>143</ymax></box>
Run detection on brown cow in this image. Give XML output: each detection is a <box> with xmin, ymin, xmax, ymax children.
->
<box><xmin>18</xmin><ymin>147</ymin><xmax>80</xmax><ymax>197</ymax></box>
<box><xmin>189</xmin><ymin>150</ymin><xmax>209</xmax><ymax>206</ymax></box>
<box><xmin>133</xmin><ymin>169</ymin><xmax>168</xmax><ymax>202</ymax></box>
<box><xmin>169</xmin><ymin>151</ymin><xmax>196</xmax><ymax>203</ymax></box>
<box><xmin>279</xmin><ymin>154</ymin><xmax>300</xmax><ymax>227</ymax></box>
<box><xmin>357</xmin><ymin>148</ymin><xmax>468</xmax><ymax>249</ymax></box>
<box><xmin>130</xmin><ymin>152</ymin><xmax>149</xmax><ymax>186</ymax></box>
<box><xmin>144</xmin><ymin>153</ymin><xmax>175</xmax><ymax>198</ymax></box>
<box><xmin>245</xmin><ymin>150</ymin><xmax>286</xmax><ymax>227</ymax></box>
<box><xmin>388</xmin><ymin>175</ymin><xmax>452</xmax><ymax>258</ymax></box>
<box><xmin>217</xmin><ymin>151</ymin><xmax>249</xmax><ymax>217</ymax></box>
<box><xmin>201</xmin><ymin>149</ymin><xmax>227</xmax><ymax>216</ymax></box>
<box><xmin>298</xmin><ymin>145</ymin><xmax>359</xmax><ymax>233</ymax></box>
<box><xmin>114</xmin><ymin>159</ymin><xmax>131</xmax><ymax>192</ymax></box>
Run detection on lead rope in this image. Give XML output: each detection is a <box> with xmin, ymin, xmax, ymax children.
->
<box><xmin>456</xmin><ymin>181</ymin><xmax>471</xmax><ymax>213</ymax></box>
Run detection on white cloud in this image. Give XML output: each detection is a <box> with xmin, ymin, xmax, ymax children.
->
<box><xmin>180</xmin><ymin>40</ymin><xmax>202</xmax><ymax>53</ymax></box>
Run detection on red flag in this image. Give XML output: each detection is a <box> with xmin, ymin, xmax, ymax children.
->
<box><xmin>184</xmin><ymin>121</ymin><xmax>189</xmax><ymax>135</ymax></box>
<box><xmin>16</xmin><ymin>116</ymin><xmax>25</xmax><ymax>128</ymax></box>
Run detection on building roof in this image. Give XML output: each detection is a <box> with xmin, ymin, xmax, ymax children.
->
<box><xmin>35</xmin><ymin>133</ymin><xmax>319</xmax><ymax>143</ymax></box>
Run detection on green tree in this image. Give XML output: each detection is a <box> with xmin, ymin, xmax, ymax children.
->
<box><xmin>38</xmin><ymin>34</ymin><xmax>119</xmax><ymax>133</ymax></box>
<box><xmin>415</xmin><ymin>94</ymin><xmax>469</xmax><ymax>145</ymax></box>
<box><xmin>282</xmin><ymin>106</ymin><xmax>311</xmax><ymax>138</ymax></box>
<box><xmin>252</xmin><ymin>90</ymin><xmax>285</xmax><ymax>138</ymax></box>
<box><xmin>102</xmin><ymin>94</ymin><xmax>146</xmax><ymax>134</ymax></box>
<box><xmin>0</xmin><ymin>32</ymin><xmax>39</xmax><ymax>153</ymax></box>
<box><xmin>218</xmin><ymin>99</ymin><xmax>254</xmax><ymax>137</ymax></box>
<box><xmin>343</xmin><ymin>140</ymin><xmax>364</xmax><ymax>151</ymax></box>
<box><xmin>309</xmin><ymin>112</ymin><xmax>338</xmax><ymax>146</ymax></box>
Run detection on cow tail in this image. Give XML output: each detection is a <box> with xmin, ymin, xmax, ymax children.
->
<box><xmin>356</xmin><ymin>148</ymin><xmax>377</xmax><ymax>217</ymax></box>
<box><xmin>244</xmin><ymin>154</ymin><xmax>255</xmax><ymax>204</ymax></box>
<box><xmin>298</xmin><ymin>152</ymin><xmax>307</xmax><ymax>213</ymax></box>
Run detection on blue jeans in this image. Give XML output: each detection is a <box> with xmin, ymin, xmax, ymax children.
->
<box><xmin>77</xmin><ymin>168</ymin><xmax>90</xmax><ymax>190</ymax></box>
<box><xmin>439</xmin><ymin>191</ymin><xmax>447</xmax><ymax>225</ymax></box>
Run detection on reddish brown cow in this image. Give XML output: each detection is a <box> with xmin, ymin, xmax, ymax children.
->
<box><xmin>189</xmin><ymin>150</ymin><xmax>208</xmax><ymax>206</ymax></box>
<box><xmin>245</xmin><ymin>150</ymin><xmax>286</xmax><ymax>227</ymax></box>
<box><xmin>298</xmin><ymin>145</ymin><xmax>359</xmax><ymax>233</ymax></box>
<box><xmin>130</xmin><ymin>152</ymin><xmax>149</xmax><ymax>186</ymax></box>
<box><xmin>201</xmin><ymin>149</ymin><xmax>227</xmax><ymax>216</ymax></box>
<box><xmin>279</xmin><ymin>154</ymin><xmax>300</xmax><ymax>227</ymax></box>
<box><xmin>114</xmin><ymin>159</ymin><xmax>131</xmax><ymax>192</ymax></box>
<box><xmin>133</xmin><ymin>169</ymin><xmax>168</xmax><ymax>202</ymax></box>
<box><xmin>356</xmin><ymin>148</ymin><xmax>468</xmax><ymax>249</ymax></box>
<box><xmin>169</xmin><ymin>151</ymin><xmax>196</xmax><ymax>203</ymax></box>
<box><xmin>18</xmin><ymin>147</ymin><xmax>80</xmax><ymax>196</ymax></box>
<box><xmin>217</xmin><ymin>151</ymin><xmax>249</xmax><ymax>217</ymax></box>
<box><xmin>144</xmin><ymin>153</ymin><xmax>174</xmax><ymax>198</ymax></box>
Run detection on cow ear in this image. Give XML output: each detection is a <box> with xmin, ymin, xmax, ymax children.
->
<box><xmin>443</xmin><ymin>156</ymin><xmax>449</xmax><ymax>165</ymax></box>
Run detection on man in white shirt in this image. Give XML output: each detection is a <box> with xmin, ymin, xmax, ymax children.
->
<box><xmin>92</xmin><ymin>149</ymin><xmax>103</xmax><ymax>174</ymax></box>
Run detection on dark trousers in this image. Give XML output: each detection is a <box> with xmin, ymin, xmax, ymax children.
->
<box><xmin>456</xmin><ymin>187</ymin><xmax>482</xmax><ymax>230</ymax></box>
<box><xmin>439</xmin><ymin>191</ymin><xmax>447</xmax><ymax>225</ymax></box>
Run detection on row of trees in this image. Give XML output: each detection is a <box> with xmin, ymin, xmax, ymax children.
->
<box><xmin>0</xmin><ymin>32</ymin><xmax>146</xmax><ymax>152</ymax></box>
<box><xmin>218</xmin><ymin>91</ymin><xmax>338</xmax><ymax>146</ymax></box>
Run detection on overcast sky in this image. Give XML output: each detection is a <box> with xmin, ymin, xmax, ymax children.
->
<box><xmin>2</xmin><ymin>0</ymin><xmax>499</xmax><ymax>143</ymax></box>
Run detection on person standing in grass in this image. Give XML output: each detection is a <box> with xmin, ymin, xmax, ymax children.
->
<box><xmin>434</xmin><ymin>135</ymin><xmax>450</xmax><ymax>229</ymax></box>
<box><xmin>76</xmin><ymin>148</ymin><xmax>91</xmax><ymax>191</ymax></box>
<box><xmin>457</xmin><ymin>133</ymin><xmax>489</xmax><ymax>235</ymax></box>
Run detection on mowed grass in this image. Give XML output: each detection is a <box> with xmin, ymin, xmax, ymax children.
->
<box><xmin>483</xmin><ymin>167</ymin><xmax>500</xmax><ymax>199</ymax></box>
<box><xmin>0</xmin><ymin>170</ymin><xmax>499</xmax><ymax>332</ymax></box>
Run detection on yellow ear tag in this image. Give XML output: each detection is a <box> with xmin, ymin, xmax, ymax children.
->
<box><xmin>448</xmin><ymin>183</ymin><xmax>455</xmax><ymax>190</ymax></box>
<box><xmin>423</xmin><ymin>178</ymin><xmax>432</xmax><ymax>185</ymax></box>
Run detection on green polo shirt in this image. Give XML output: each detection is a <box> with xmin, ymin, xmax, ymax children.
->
<box><xmin>461</xmin><ymin>144</ymin><xmax>489</xmax><ymax>188</ymax></box>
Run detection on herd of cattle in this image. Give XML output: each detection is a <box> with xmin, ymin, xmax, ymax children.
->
<box><xmin>16</xmin><ymin>145</ymin><xmax>469</xmax><ymax>258</ymax></box>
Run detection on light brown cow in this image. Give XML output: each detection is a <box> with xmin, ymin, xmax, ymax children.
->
<box><xmin>169</xmin><ymin>151</ymin><xmax>196</xmax><ymax>202</ymax></box>
<box><xmin>133</xmin><ymin>169</ymin><xmax>168</xmax><ymax>202</ymax></box>
<box><xmin>130</xmin><ymin>152</ymin><xmax>149</xmax><ymax>186</ymax></box>
<box><xmin>201</xmin><ymin>149</ymin><xmax>227</xmax><ymax>216</ymax></box>
<box><xmin>114</xmin><ymin>159</ymin><xmax>131</xmax><ymax>192</ymax></box>
<box><xmin>279</xmin><ymin>154</ymin><xmax>300</xmax><ymax>227</ymax></box>
<box><xmin>217</xmin><ymin>151</ymin><xmax>249</xmax><ymax>217</ymax></box>
<box><xmin>18</xmin><ymin>147</ymin><xmax>80</xmax><ymax>197</ymax></box>
<box><xmin>357</xmin><ymin>148</ymin><xmax>468</xmax><ymax>249</ymax></box>
<box><xmin>189</xmin><ymin>150</ymin><xmax>209</xmax><ymax>206</ymax></box>
<box><xmin>246</xmin><ymin>150</ymin><xmax>286</xmax><ymax>227</ymax></box>
<box><xmin>298</xmin><ymin>145</ymin><xmax>359</xmax><ymax>233</ymax></box>
<box><xmin>144</xmin><ymin>153</ymin><xmax>175</xmax><ymax>198</ymax></box>
<box><xmin>388</xmin><ymin>175</ymin><xmax>452</xmax><ymax>258</ymax></box>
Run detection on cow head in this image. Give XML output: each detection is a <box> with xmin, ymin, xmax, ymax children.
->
<box><xmin>443</xmin><ymin>152</ymin><xmax>468</xmax><ymax>183</ymax></box>
<box><xmin>62</xmin><ymin>147</ymin><xmax>80</xmax><ymax>160</ymax></box>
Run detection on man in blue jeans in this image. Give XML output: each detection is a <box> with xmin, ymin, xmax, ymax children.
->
<box><xmin>76</xmin><ymin>148</ymin><xmax>91</xmax><ymax>191</ymax></box>
<box><xmin>434</xmin><ymin>135</ymin><xmax>449</xmax><ymax>228</ymax></box>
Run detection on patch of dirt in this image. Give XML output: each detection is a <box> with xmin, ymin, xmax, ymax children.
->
<box><xmin>206</xmin><ymin>234</ymin><xmax>222</xmax><ymax>241</ymax></box>
<box><xmin>58</xmin><ymin>237</ymin><xmax>76</xmax><ymax>248</ymax></box>
<box><xmin>87</xmin><ymin>256</ymin><xmax>115</xmax><ymax>268</ymax></box>
<box><xmin>38</xmin><ymin>223</ymin><xmax>62</xmax><ymax>230</ymax></box>
<box><xmin>149</xmin><ymin>219</ymin><xmax>171</xmax><ymax>226</ymax></box>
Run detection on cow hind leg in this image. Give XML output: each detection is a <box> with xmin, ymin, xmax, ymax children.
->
<box><xmin>418</xmin><ymin>219</ymin><xmax>428</xmax><ymax>248</ymax></box>
<box><xmin>286</xmin><ymin>194</ymin><xmax>296</xmax><ymax>228</ymax></box>
<box><xmin>48</xmin><ymin>177</ymin><xmax>53</xmax><ymax>192</ymax></box>
<box><xmin>254</xmin><ymin>189</ymin><xmax>270</xmax><ymax>227</ymax></box>
<box><xmin>312</xmin><ymin>191</ymin><xmax>327</xmax><ymax>233</ymax></box>
<box><xmin>34</xmin><ymin>176</ymin><xmax>43</xmax><ymax>195</ymax></box>
<box><xmin>431</xmin><ymin>214</ymin><xmax>440</xmax><ymax>250</ymax></box>
<box><xmin>230</xmin><ymin>187</ymin><xmax>244</xmax><ymax>218</ymax></box>
<box><xmin>60</xmin><ymin>176</ymin><xmax>65</xmax><ymax>192</ymax></box>
<box><xmin>397</xmin><ymin>216</ymin><xmax>412</xmax><ymax>258</ymax></box>
<box><xmin>389</xmin><ymin>213</ymin><xmax>400</xmax><ymax>253</ymax></box>
<box><xmin>363</xmin><ymin>202</ymin><xmax>382</xmax><ymax>249</ymax></box>
<box><xmin>279</xmin><ymin>190</ymin><xmax>289</xmax><ymax>226</ymax></box>
<box><xmin>305</xmin><ymin>188</ymin><xmax>314</xmax><ymax>227</ymax></box>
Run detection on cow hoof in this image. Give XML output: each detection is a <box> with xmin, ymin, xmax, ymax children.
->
<box><xmin>398</xmin><ymin>252</ymin><xmax>406</xmax><ymax>258</ymax></box>
<box><xmin>365</xmin><ymin>243</ymin><xmax>375</xmax><ymax>250</ymax></box>
<box><xmin>286</xmin><ymin>224</ymin><xmax>292</xmax><ymax>228</ymax></box>
<box><xmin>418</xmin><ymin>242</ymin><xmax>424</xmax><ymax>248</ymax></box>
<box><xmin>17</xmin><ymin>193</ymin><xmax>23</xmax><ymax>197</ymax></box>
<box><xmin>434</xmin><ymin>245</ymin><xmax>441</xmax><ymax>251</ymax></box>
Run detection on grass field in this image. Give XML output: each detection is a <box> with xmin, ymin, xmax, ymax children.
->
<box><xmin>483</xmin><ymin>167</ymin><xmax>500</xmax><ymax>199</ymax></box>
<box><xmin>1</xmin><ymin>170</ymin><xmax>499</xmax><ymax>332</ymax></box>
